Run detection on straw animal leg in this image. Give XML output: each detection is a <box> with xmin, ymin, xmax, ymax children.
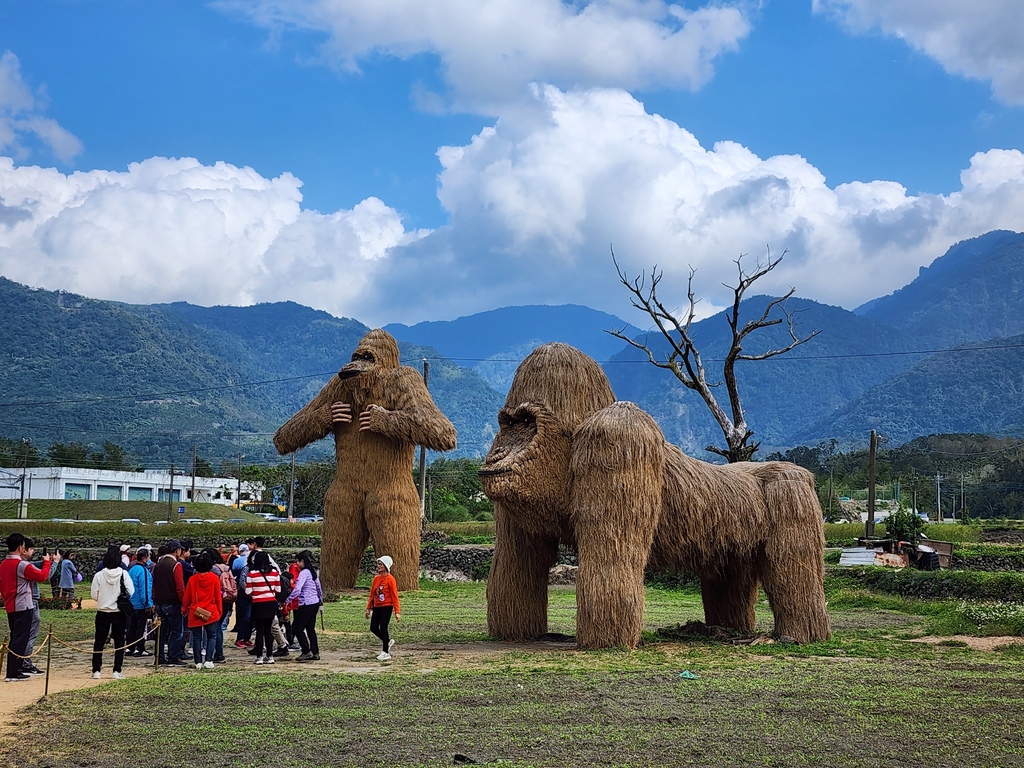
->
<box><xmin>366</xmin><ymin>483</ymin><xmax>424</xmax><ymax>592</ymax></box>
<box><xmin>571</xmin><ymin>404</ymin><xmax>664</xmax><ymax>650</ymax></box>
<box><xmin>486</xmin><ymin>505</ymin><xmax>558</xmax><ymax>641</ymax></box>
<box><xmin>320</xmin><ymin>483</ymin><xmax>369</xmax><ymax>592</ymax></box>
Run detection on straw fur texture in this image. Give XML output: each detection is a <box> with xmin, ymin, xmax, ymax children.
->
<box><xmin>274</xmin><ymin>329</ymin><xmax>457</xmax><ymax>591</ymax></box>
<box><xmin>480</xmin><ymin>342</ymin><xmax>830</xmax><ymax>648</ymax></box>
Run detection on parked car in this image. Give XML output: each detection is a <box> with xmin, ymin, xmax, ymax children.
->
<box><xmin>120</xmin><ymin>518</ymin><xmax>144</xmax><ymax>525</ymax></box>
<box><xmin>225</xmin><ymin>518</ymin><xmax>247</xmax><ymax>524</ymax></box>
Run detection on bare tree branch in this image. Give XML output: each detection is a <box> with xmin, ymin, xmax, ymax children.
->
<box><xmin>608</xmin><ymin>245</ymin><xmax>820</xmax><ymax>462</ymax></box>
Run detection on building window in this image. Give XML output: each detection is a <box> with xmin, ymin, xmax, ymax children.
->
<box><xmin>96</xmin><ymin>485</ymin><xmax>123</xmax><ymax>501</ymax></box>
<box><xmin>64</xmin><ymin>483</ymin><xmax>91</xmax><ymax>500</ymax></box>
<box><xmin>127</xmin><ymin>487</ymin><xmax>153</xmax><ymax>501</ymax></box>
<box><xmin>158</xmin><ymin>488</ymin><xmax>181</xmax><ymax>502</ymax></box>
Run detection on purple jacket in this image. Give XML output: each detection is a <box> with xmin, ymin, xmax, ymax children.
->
<box><xmin>292</xmin><ymin>568</ymin><xmax>322</xmax><ymax>607</ymax></box>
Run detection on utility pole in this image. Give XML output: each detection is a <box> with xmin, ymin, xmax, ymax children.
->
<box><xmin>191</xmin><ymin>442</ymin><xmax>197</xmax><ymax>503</ymax></box>
<box><xmin>935</xmin><ymin>473</ymin><xmax>943</xmax><ymax>522</ymax></box>
<box><xmin>288</xmin><ymin>452</ymin><xmax>296</xmax><ymax>521</ymax></box>
<box><xmin>827</xmin><ymin>466</ymin><xmax>834</xmax><ymax>519</ymax></box>
<box><xmin>17</xmin><ymin>438</ymin><xmax>31</xmax><ymax>520</ymax></box>
<box><xmin>866</xmin><ymin>430</ymin><xmax>877</xmax><ymax>538</ymax></box>
<box><xmin>237</xmin><ymin>454</ymin><xmax>243</xmax><ymax>509</ymax></box>
<box><xmin>960</xmin><ymin>473</ymin><xmax>965</xmax><ymax>521</ymax></box>
<box><xmin>417</xmin><ymin>360</ymin><xmax>430</xmax><ymax>520</ymax></box>
<box><xmin>167</xmin><ymin>463</ymin><xmax>175</xmax><ymax>522</ymax></box>
<box><xmin>911</xmin><ymin>470</ymin><xmax>918</xmax><ymax>514</ymax></box>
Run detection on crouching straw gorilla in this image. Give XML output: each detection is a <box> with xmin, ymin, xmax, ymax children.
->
<box><xmin>274</xmin><ymin>329</ymin><xmax>457</xmax><ymax>592</ymax></box>
<box><xmin>479</xmin><ymin>342</ymin><xmax>830</xmax><ymax>649</ymax></box>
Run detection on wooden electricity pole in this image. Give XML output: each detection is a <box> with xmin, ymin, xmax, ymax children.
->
<box><xmin>865</xmin><ymin>430</ymin><xmax>877</xmax><ymax>539</ymax></box>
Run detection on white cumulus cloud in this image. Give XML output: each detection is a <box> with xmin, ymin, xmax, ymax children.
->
<box><xmin>0</xmin><ymin>51</ymin><xmax>83</xmax><ymax>162</ymax></box>
<box><xmin>0</xmin><ymin>156</ymin><xmax>418</xmax><ymax>318</ymax></box>
<box><xmin>215</xmin><ymin>0</ymin><xmax>752</xmax><ymax>109</ymax></box>
<box><xmin>816</xmin><ymin>0</ymin><xmax>1024</xmax><ymax>105</ymax></box>
<box><xmin>3</xmin><ymin>87</ymin><xmax>1024</xmax><ymax>327</ymax></box>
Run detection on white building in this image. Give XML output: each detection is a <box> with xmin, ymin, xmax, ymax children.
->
<box><xmin>0</xmin><ymin>467</ymin><xmax>262</xmax><ymax>506</ymax></box>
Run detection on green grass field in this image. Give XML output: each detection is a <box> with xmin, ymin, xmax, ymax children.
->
<box><xmin>3</xmin><ymin>577</ymin><xmax>1023</xmax><ymax>768</ymax></box>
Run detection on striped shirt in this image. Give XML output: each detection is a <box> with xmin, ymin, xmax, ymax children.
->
<box><xmin>245</xmin><ymin>569</ymin><xmax>280</xmax><ymax>603</ymax></box>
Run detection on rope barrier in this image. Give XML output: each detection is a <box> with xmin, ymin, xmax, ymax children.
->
<box><xmin>2</xmin><ymin>617</ymin><xmax>161</xmax><ymax>658</ymax></box>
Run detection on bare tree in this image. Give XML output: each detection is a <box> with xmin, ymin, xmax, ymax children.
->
<box><xmin>610</xmin><ymin>247</ymin><xmax>820</xmax><ymax>463</ymax></box>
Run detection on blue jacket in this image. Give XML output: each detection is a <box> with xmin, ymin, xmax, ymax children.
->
<box><xmin>58</xmin><ymin>559</ymin><xmax>80</xmax><ymax>589</ymax></box>
<box><xmin>128</xmin><ymin>562</ymin><xmax>153</xmax><ymax>610</ymax></box>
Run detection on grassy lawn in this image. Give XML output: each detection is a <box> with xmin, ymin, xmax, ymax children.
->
<box><xmin>4</xmin><ymin>578</ymin><xmax>1023</xmax><ymax>768</ymax></box>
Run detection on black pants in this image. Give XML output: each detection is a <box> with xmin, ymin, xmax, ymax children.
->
<box><xmin>292</xmin><ymin>604</ymin><xmax>319</xmax><ymax>655</ymax></box>
<box><xmin>93</xmin><ymin>610</ymin><xmax>127</xmax><ymax>674</ymax></box>
<box><xmin>370</xmin><ymin>606</ymin><xmax>393</xmax><ymax>653</ymax></box>
<box><xmin>126</xmin><ymin>609</ymin><xmax>148</xmax><ymax>653</ymax></box>
<box><xmin>5</xmin><ymin>608</ymin><xmax>32</xmax><ymax>678</ymax></box>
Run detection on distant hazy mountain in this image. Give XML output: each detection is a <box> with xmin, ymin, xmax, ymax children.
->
<box><xmin>0</xmin><ymin>280</ymin><xmax>502</xmax><ymax>464</ymax></box>
<box><xmin>385</xmin><ymin>304</ymin><xmax>642</xmax><ymax>392</ymax></box>
<box><xmin>857</xmin><ymin>230</ymin><xmax>1024</xmax><ymax>347</ymax></box>
<box><xmin>604</xmin><ymin>296</ymin><xmax>922</xmax><ymax>456</ymax></box>
<box><xmin>4</xmin><ymin>228</ymin><xmax>1024</xmax><ymax>463</ymax></box>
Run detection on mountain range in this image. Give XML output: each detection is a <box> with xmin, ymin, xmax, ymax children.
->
<box><xmin>1</xmin><ymin>229</ymin><xmax>1023</xmax><ymax>466</ymax></box>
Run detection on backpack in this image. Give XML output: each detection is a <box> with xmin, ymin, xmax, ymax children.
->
<box><xmin>219</xmin><ymin>565</ymin><xmax>237</xmax><ymax>603</ymax></box>
<box><xmin>277</xmin><ymin>570</ymin><xmax>293</xmax><ymax>604</ymax></box>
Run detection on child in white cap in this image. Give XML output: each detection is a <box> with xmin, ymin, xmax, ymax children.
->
<box><xmin>365</xmin><ymin>556</ymin><xmax>401</xmax><ymax>660</ymax></box>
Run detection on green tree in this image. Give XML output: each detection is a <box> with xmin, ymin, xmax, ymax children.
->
<box><xmin>47</xmin><ymin>441</ymin><xmax>91</xmax><ymax>467</ymax></box>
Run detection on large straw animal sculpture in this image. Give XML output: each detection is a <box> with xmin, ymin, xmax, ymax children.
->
<box><xmin>479</xmin><ymin>342</ymin><xmax>830</xmax><ymax>649</ymax></box>
<box><xmin>274</xmin><ymin>329</ymin><xmax>457</xmax><ymax>591</ymax></box>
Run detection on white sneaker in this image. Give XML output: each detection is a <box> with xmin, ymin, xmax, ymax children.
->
<box><xmin>254</xmin><ymin>657</ymin><xmax>264</xmax><ymax>665</ymax></box>
<box><xmin>377</xmin><ymin>652</ymin><xmax>391</xmax><ymax>661</ymax></box>
<box><xmin>264</xmin><ymin>656</ymin><xmax>275</xmax><ymax>664</ymax></box>
<box><xmin>203</xmin><ymin>661</ymin><xmax>215</xmax><ymax>669</ymax></box>
<box><xmin>112</xmin><ymin>672</ymin><xmax>124</xmax><ymax>680</ymax></box>
<box><xmin>388</xmin><ymin>639</ymin><xmax>395</xmax><ymax>652</ymax></box>
<box><xmin>91</xmin><ymin>672</ymin><xmax>101</xmax><ymax>679</ymax></box>
<box><xmin>195</xmin><ymin>663</ymin><xmax>203</xmax><ymax>669</ymax></box>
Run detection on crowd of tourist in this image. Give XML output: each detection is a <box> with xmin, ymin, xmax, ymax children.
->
<box><xmin>2</xmin><ymin>533</ymin><xmax>340</xmax><ymax>681</ymax></box>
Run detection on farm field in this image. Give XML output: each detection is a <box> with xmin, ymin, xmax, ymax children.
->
<box><xmin>1</xmin><ymin>578</ymin><xmax>1022</xmax><ymax>767</ymax></box>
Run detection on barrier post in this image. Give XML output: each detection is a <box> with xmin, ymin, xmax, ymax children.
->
<box><xmin>154</xmin><ymin>618</ymin><xmax>161</xmax><ymax>669</ymax></box>
<box><xmin>0</xmin><ymin>634</ymin><xmax>8</xmax><ymax>679</ymax></box>
<box><xmin>44</xmin><ymin>625</ymin><xmax>53</xmax><ymax>697</ymax></box>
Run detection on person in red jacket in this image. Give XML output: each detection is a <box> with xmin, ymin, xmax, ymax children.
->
<box><xmin>2</xmin><ymin>532</ymin><xmax>56</xmax><ymax>682</ymax></box>
<box><xmin>365</xmin><ymin>555</ymin><xmax>401</xmax><ymax>661</ymax></box>
<box><xmin>181</xmin><ymin>552</ymin><xmax>223</xmax><ymax>670</ymax></box>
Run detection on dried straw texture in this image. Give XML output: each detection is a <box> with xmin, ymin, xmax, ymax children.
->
<box><xmin>482</xmin><ymin>341</ymin><xmax>830</xmax><ymax>648</ymax></box>
<box><xmin>274</xmin><ymin>329</ymin><xmax>457</xmax><ymax>592</ymax></box>
<box><xmin>650</xmin><ymin>448</ymin><xmax>831</xmax><ymax>643</ymax></box>
<box><xmin>570</xmin><ymin>402</ymin><xmax>664</xmax><ymax>649</ymax></box>
<box><xmin>484</xmin><ymin>343</ymin><xmax>614</xmax><ymax>641</ymax></box>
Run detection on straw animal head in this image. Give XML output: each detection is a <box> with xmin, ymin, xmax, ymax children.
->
<box><xmin>479</xmin><ymin>343</ymin><xmax>614</xmax><ymax>531</ymax></box>
<box><xmin>338</xmin><ymin>329</ymin><xmax>400</xmax><ymax>380</ymax></box>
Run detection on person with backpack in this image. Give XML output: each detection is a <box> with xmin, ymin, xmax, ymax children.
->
<box><xmin>245</xmin><ymin>550</ymin><xmax>280</xmax><ymax>665</ymax></box>
<box><xmin>126</xmin><ymin>548</ymin><xmax>154</xmax><ymax>657</ymax></box>
<box><xmin>231</xmin><ymin>543</ymin><xmax>253</xmax><ymax>649</ymax></box>
<box><xmin>90</xmin><ymin>549</ymin><xmax>134</xmax><ymax>679</ymax></box>
<box><xmin>204</xmin><ymin>547</ymin><xmax>233</xmax><ymax>663</ymax></box>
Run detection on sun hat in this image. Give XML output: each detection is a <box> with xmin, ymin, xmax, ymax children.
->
<box><xmin>119</xmin><ymin>544</ymin><xmax>130</xmax><ymax>553</ymax></box>
<box><xmin>376</xmin><ymin>555</ymin><xmax>393</xmax><ymax>572</ymax></box>
<box><xmin>237</xmin><ymin>544</ymin><xmax>250</xmax><ymax>555</ymax></box>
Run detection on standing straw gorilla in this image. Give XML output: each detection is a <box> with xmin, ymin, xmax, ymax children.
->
<box><xmin>274</xmin><ymin>329</ymin><xmax>457</xmax><ymax>592</ymax></box>
<box><xmin>479</xmin><ymin>342</ymin><xmax>830</xmax><ymax>649</ymax></box>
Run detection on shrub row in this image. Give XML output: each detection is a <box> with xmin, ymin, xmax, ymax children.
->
<box><xmin>826</xmin><ymin>566</ymin><xmax>1024</xmax><ymax>601</ymax></box>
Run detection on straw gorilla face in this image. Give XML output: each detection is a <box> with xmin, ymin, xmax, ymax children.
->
<box><xmin>337</xmin><ymin>329</ymin><xmax>401</xmax><ymax>380</ymax></box>
<box><xmin>479</xmin><ymin>402</ymin><xmax>571</xmax><ymax>514</ymax></box>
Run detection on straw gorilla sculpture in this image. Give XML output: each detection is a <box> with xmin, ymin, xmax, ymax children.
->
<box><xmin>479</xmin><ymin>342</ymin><xmax>830</xmax><ymax>649</ymax></box>
<box><xmin>274</xmin><ymin>329</ymin><xmax>457</xmax><ymax>592</ymax></box>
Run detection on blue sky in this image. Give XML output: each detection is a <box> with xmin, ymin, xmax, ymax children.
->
<box><xmin>1</xmin><ymin>0</ymin><xmax>1023</xmax><ymax>327</ymax></box>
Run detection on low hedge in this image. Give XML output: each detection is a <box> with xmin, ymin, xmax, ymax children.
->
<box><xmin>826</xmin><ymin>566</ymin><xmax>1024</xmax><ymax>601</ymax></box>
